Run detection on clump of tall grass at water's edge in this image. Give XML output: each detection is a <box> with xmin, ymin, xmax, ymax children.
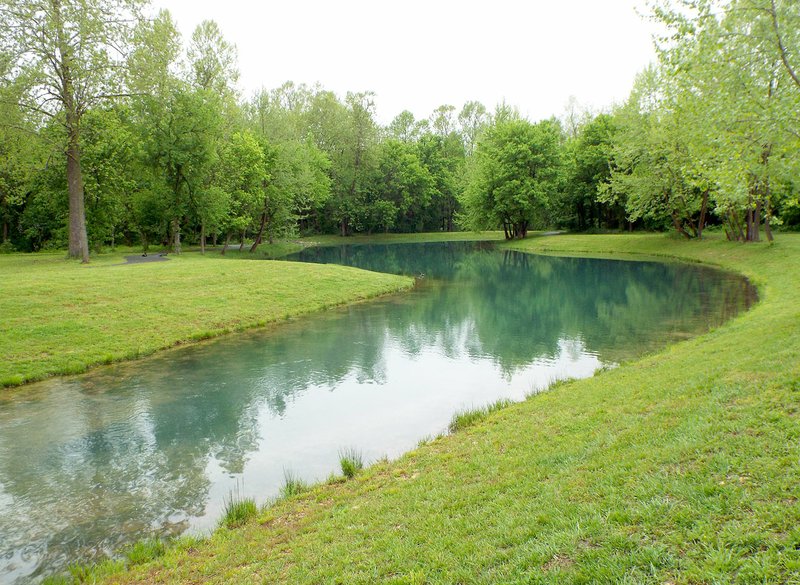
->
<box><xmin>448</xmin><ymin>398</ymin><xmax>514</xmax><ymax>433</ymax></box>
<box><xmin>280</xmin><ymin>469</ymin><xmax>309</xmax><ymax>499</ymax></box>
<box><xmin>123</xmin><ymin>538</ymin><xmax>166</xmax><ymax>566</ymax></box>
<box><xmin>219</xmin><ymin>484</ymin><xmax>258</xmax><ymax>529</ymax></box>
<box><xmin>338</xmin><ymin>446</ymin><xmax>365</xmax><ymax>479</ymax></box>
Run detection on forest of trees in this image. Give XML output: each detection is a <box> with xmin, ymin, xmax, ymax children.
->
<box><xmin>0</xmin><ymin>0</ymin><xmax>798</xmax><ymax>260</ymax></box>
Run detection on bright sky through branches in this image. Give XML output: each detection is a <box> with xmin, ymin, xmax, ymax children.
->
<box><xmin>153</xmin><ymin>0</ymin><xmax>657</xmax><ymax>123</ymax></box>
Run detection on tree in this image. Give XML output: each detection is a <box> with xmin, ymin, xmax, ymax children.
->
<box><xmin>0</xmin><ymin>0</ymin><xmax>145</xmax><ymax>262</ymax></box>
<box><xmin>127</xmin><ymin>9</ymin><xmax>182</xmax><ymax>97</ymax></box>
<box><xmin>217</xmin><ymin>130</ymin><xmax>265</xmax><ymax>252</ymax></box>
<box><xmin>417</xmin><ymin>133</ymin><xmax>464</xmax><ymax>232</ymax></box>
<box><xmin>648</xmin><ymin>0</ymin><xmax>800</xmax><ymax>241</ymax></box>
<box><xmin>388</xmin><ymin>110</ymin><xmax>422</xmax><ymax>143</ymax></box>
<box><xmin>458</xmin><ymin>100</ymin><xmax>489</xmax><ymax>155</ymax></box>
<box><xmin>80</xmin><ymin>106</ymin><xmax>138</xmax><ymax>250</ymax></box>
<box><xmin>324</xmin><ymin>91</ymin><xmax>377</xmax><ymax>236</ymax></box>
<box><xmin>601</xmin><ymin>69</ymin><xmax>710</xmax><ymax>238</ymax></box>
<box><xmin>558</xmin><ymin>113</ymin><xmax>623</xmax><ymax>231</ymax></box>
<box><xmin>363</xmin><ymin>139</ymin><xmax>431</xmax><ymax>233</ymax></box>
<box><xmin>143</xmin><ymin>86</ymin><xmax>222</xmax><ymax>254</ymax></box>
<box><xmin>463</xmin><ymin>118</ymin><xmax>565</xmax><ymax>239</ymax></box>
<box><xmin>186</xmin><ymin>20</ymin><xmax>239</xmax><ymax>96</ymax></box>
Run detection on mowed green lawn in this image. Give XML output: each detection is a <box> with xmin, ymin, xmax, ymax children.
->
<box><xmin>98</xmin><ymin>233</ymin><xmax>799</xmax><ymax>584</ymax></box>
<box><xmin>0</xmin><ymin>251</ymin><xmax>412</xmax><ymax>387</ymax></box>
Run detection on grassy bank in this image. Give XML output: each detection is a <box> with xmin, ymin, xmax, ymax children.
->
<box><xmin>0</xmin><ymin>251</ymin><xmax>413</xmax><ymax>388</ymax></box>
<box><xmin>90</xmin><ymin>233</ymin><xmax>799</xmax><ymax>584</ymax></box>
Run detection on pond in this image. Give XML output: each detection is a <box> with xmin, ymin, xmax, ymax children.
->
<box><xmin>0</xmin><ymin>242</ymin><xmax>756</xmax><ymax>583</ymax></box>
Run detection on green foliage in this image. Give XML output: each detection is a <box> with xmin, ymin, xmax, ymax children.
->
<box><xmin>602</xmin><ymin>67</ymin><xmax>708</xmax><ymax>237</ymax></box>
<box><xmin>557</xmin><ymin>113</ymin><xmax>624</xmax><ymax>230</ymax></box>
<box><xmin>463</xmin><ymin>118</ymin><xmax>565</xmax><ymax>239</ymax></box>
<box><xmin>338</xmin><ymin>447</ymin><xmax>365</xmax><ymax>479</ymax></box>
<box><xmin>643</xmin><ymin>0</ymin><xmax>800</xmax><ymax>239</ymax></box>
<box><xmin>141</xmin><ymin>85</ymin><xmax>223</xmax><ymax>252</ymax></box>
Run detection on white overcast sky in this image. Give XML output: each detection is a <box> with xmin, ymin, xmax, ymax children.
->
<box><xmin>152</xmin><ymin>0</ymin><xmax>658</xmax><ymax>124</ymax></box>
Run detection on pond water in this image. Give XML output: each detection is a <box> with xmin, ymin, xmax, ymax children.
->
<box><xmin>0</xmin><ymin>242</ymin><xmax>756</xmax><ymax>583</ymax></box>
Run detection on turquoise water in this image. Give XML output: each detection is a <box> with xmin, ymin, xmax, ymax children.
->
<box><xmin>0</xmin><ymin>242</ymin><xmax>756</xmax><ymax>582</ymax></box>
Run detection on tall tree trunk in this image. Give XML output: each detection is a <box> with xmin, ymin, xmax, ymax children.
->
<box><xmin>65</xmin><ymin>112</ymin><xmax>89</xmax><ymax>262</ymax></box>
<box><xmin>171</xmin><ymin>218</ymin><xmax>181</xmax><ymax>254</ymax></box>
<box><xmin>753</xmin><ymin>200</ymin><xmax>761</xmax><ymax>243</ymax></box>
<box><xmin>221</xmin><ymin>233</ymin><xmax>230</xmax><ymax>255</ymax></box>
<box><xmin>200</xmin><ymin>222</ymin><xmax>206</xmax><ymax>255</ymax></box>
<box><xmin>2</xmin><ymin>220</ymin><xmax>8</xmax><ymax>243</ymax></box>
<box><xmin>732</xmin><ymin>210</ymin><xmax>745</xmax><ymax>242</ymax></box>
<box><xmin>671</xmin><ymin>211</ymin><xmax>691</xmax><ymax>239</ymax></box>
<box><xmin>55</xmin><ymin>0</ymin><xmax>89</xmax><ymax>263</ymax></box>
<box><xmin>697</xmin><ymin>189</ymin><xmax>709</xmax><ymax>240</ymax></box>
<box><xmin>764</xmin><ymin>187</ymin><xmax>774</xmax><ymax>243</ymax></box>
<box><xmin>745</xmin><ymin>204</ymin><xmax>754</xmax><ymax>242</ymax></box>
<box><xmin>239</xmin><ymin>230</ymin><xmax>246</xmax><ymax>252</ymax></box>
<box><xmin>250</xmin><ymin>212</ymin><xmax>267</xmax><ymax>253</ymax></box>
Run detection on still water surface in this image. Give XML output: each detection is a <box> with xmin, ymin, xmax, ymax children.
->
<box><xmin>0</xmin><ymin>242</ymin><xmax>756</xmax><ymax>582</ymax></box>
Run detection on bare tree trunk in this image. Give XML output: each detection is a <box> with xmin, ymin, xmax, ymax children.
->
<box><xmin>745</xmin><ymin>205</ymin><xmax>754</xmax><ymax>242</ymax></box>
<box><xmin>753</xmin><ymin>200</ymin><xmax>761</xmax><ymax>242</ymax></box>
<box><xmin>250</xmin><ymin>209</ymin><xmax>267</xmax><ymax>253</ymax></box>
<box><xmin>221</xmin><ymin>233</ymin><xmax>230</xmax><ymax>255</ymax></box>
<box><xmin>66</xmin><ymin>113</ymin><xmax>89</xmax><ymax>262</ymax></box>
<box><xmin>55</xmin><ymin>0</ymin><xmax>90</xmax><ymax>263</ymax></box>
<box><xmin>697</xmin><ymin>190</ymin><xmax>709</xmax><ymax>240</ymax></box>
<box><xmin>732</xmin><ymin>211</ymin><xmax>745</xmax><ymax>242</ymax></box>
<box><xmin>671</xmin><ymin>212</ymin><xmax>691</xmax><ymax>239</ymax></box>
<box><xmin>764</xmin><ymin>190</ymin><xmax>774</xmax><ymax>243</ymax></box>
<box><xmin>239</xmin><ymin>230</ymin><xmax>246</xmax><ymax>252</ymax></box>
<box><xmin>2</xmin><ymin>221</ymin><xmax>8</xmax><ymax>243</ymax></box>
<box><xmin>200</xmin><ymin>222</ymin><xmax>206</xmax><ymax>254</ymax></box>
<box><xmin>171</xmin><ymin>218</ymin><xmax>181</xmax><ymax>254</ymax></box>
